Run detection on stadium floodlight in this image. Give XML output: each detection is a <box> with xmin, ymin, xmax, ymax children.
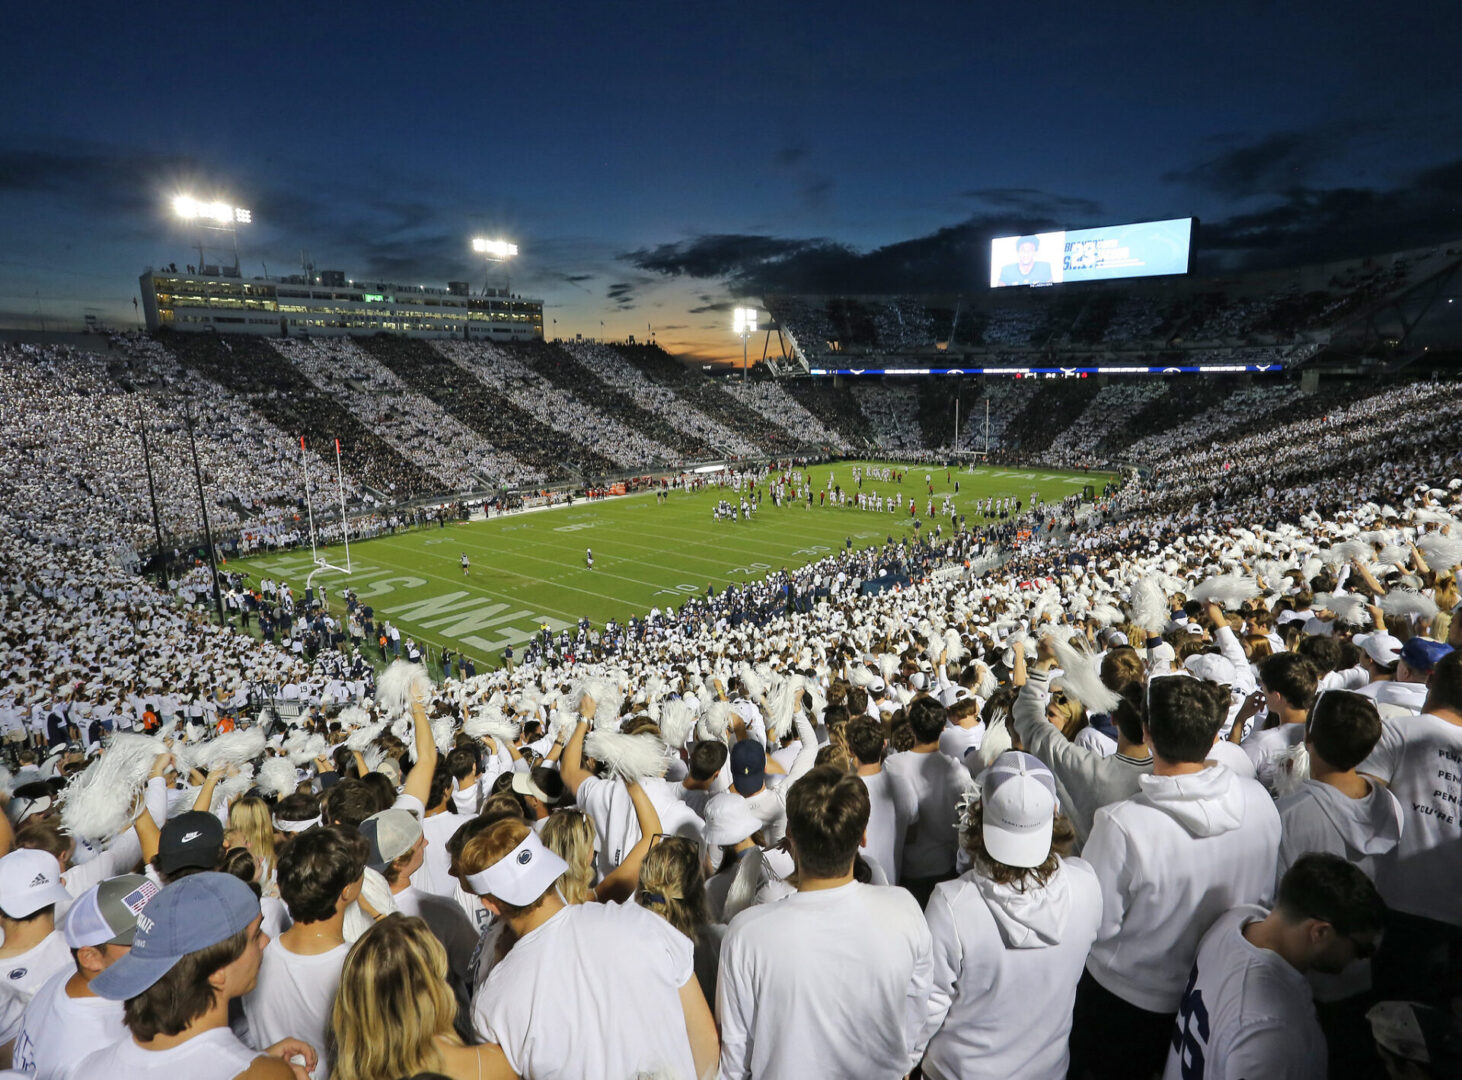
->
<box><xmin>472</xmin><ymin>238</ymin><xmax>518</xmax><ymax>259</ymax></box>
<box><xmin>733</xmin><ymin>306</ymin><xmax>757</xmax><ymax>381</ymax></box>
<box><xmin>173</xmin><ymin>195</ymin><xmax>251</xmax><ymax>224</ymax></box>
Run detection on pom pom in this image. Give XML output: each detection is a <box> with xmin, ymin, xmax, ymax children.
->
<box><xmin>1189</xmin><ymin>574</ymin><xmax>1260</xmax><ymax>609</ymax></box>
<box><xmin>198</xmin><ymin>729</ymin><xmax>266</xmax><ymax>771</ymax></box>
<box><xmin>431</xmin><ymin>716</ymin><xmax>457</xmax><ymax>754</ymax></box>
<box><xmin>876</xmin><ymin>653</ymin><xmax>900</xmax><ymax>685</ymax></box>
<box><xmin>695</xmin><ymin>700</ymin><xmax>734</xmax><ymax>744</ymax></box>
<box><xmin>721</xmin><ymin>845</ymin><xmax>765</xmax><ymax>923</ymax></box>
<box><xmin>465</xmin><ymin>706</ymin><xmax>519</xmax><ymax>743</ymax></box>
<box><xmin>285</xmin><ymin>732</ymin><xmax>328</xmax><ymax>766</ymax></box>
<box><xmin>1321</xmin><ymin>540</ymin><xmax>1372</xmax><ymax>567</ymax></box>
<box><xmin>210</xmin><ymin>766</ymin><xmax>255</xmax><ymax>813</ymax></box>
<box><xmin>657</xmin><ymin>699</ymin><xmax>697</xmax><ymax>751</ymax></box>
<box><xmin>765</xmin><ymin>675</ymin><xmax>812</xmax><ymax>743</ymax></box>
<box><xmin>846</xmin><ymin>664</ymin><xmax>878</xmax><ymax>689</ymax></box>
<box><xmin>375</xmin><ymin>660</ymin><xmax>433</xmax><ymax>718</ymax></box>
<box><xmin>1048</xmin><ymin>637</ymin><xmax>1123</xmax><ymax>714</ymax></box>
<box><xmin>256</xmin><ymin>756</ymin><xmax>300</xmax><ymax>800</ymax></box>
<box><xmin>1326</xmin><ymin>594</ymin><xmax>1369</xmax><ymax>626</ymax></box>
<box><xmin>1379</xmin><ymin>588</ymin><xmax>1438</xmax><ymax>619</ymax></box>
<box><xmin>59</xmin><ymin>734</ymin><xmax>162</xmax><ymax>844</ymax></box>
<box><xmin>1090</xmin><ymin>602</ymin><xmax>1125</xmax><ymax>629</ymax></box>
<box><xmin>943</xmin><ymin>628</ymin><xmax>967</xmax><ymax>663</ymax></box>
<box><xmin>337</xmin><ymin>706</ymin><xmax>371</xmax><ymax>732</ymax></box>
<box><xmin>1130</xmin><ymin>576</ymin><xmax>1169</xmax><ymax>634</ymax></box>
<box><xmin>583</xmin><ymin>730</ymin><xmax>672</xmax><ymax>782</ymax></box>
<box><xmin>345</xmin><ymin>721</ymin><xmax>387</xmax><ymax>752</ymax></box>
<box><xmin>1418</xmin><ymin>532</ymin><xmax>1462</xmax><ymax>571</ymax></box>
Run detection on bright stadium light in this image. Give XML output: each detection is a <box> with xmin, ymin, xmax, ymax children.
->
<box><xmin>472</xmin><ymin>238</ymin><xmax>518</xmax><ymax>258</ymax></box>
<box><xmin>733</xmin><ymin>306</ymin><xmax>758</xmax><ymax>381</ymax></box>
<box><xmin>173</xmin><ymin>193</ymin><xmax>252</xmax><ymax>277</ymax></box>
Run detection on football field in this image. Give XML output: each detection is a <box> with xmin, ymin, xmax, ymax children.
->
<box><xmin>233</xmin><ymin>461</ymin><xmax>1113</xmax><ymax>665</ymax></box>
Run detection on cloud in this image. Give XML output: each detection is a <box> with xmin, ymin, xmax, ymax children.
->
<box><xmin>606</xmin><ymin>282</ymin><xmax>637</xmax><ymax>309</ymax></box>
<box><xmin>963</xmin><ymin>187</ymin><xmax>1103</xmax><ymax>221</ymax></box>
<box><xmin>1162</xmin><ymin>130</ymin><xmax>1333</xmax><ymax>199</ymax></box>
<box><xmin>802</xmin><ymin>176</ymin><xmax>836</xmax><ymax>208</ymax></box>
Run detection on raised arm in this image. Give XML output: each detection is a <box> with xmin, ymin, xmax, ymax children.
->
<box><xmin>595</xmin><ymin>778</ymin><xmax>662</xmax><ymax>903</ymax></box>
<box><xmin>560</xmin><ymin>695</ymin><xmax>596</xmax><ymax>796</ymax></box>
<box><xmin>399</xmin><ymin>692</ymin><xmax>438</xmax><ymax>808</ymax></box>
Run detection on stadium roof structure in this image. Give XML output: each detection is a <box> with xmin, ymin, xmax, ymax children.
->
<box><xmin>765</xmin><ymin>241</ymin><xmax>1462</xmax><ymax>376</ymax></box>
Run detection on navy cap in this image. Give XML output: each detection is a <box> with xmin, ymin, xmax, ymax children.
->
<box><xmin>91</xmin><ymin>873</ymin><xmax>260</xmax><ymax>1001</ymax></box>
<box><xmin>1400</xmin><ymin>638</ymin><xmax>1453</xmax><ymax>673</ymax></box>
<box><xmin>728</xmin><ymin>740</ymin><xmax>767</xmax><ymax>797</ymax></box>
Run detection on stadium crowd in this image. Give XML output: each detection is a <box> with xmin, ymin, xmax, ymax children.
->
<box><xmin>0</xmin><ymin>331</ymin><xmax>1456</xmax><ymax>1080</ymax></box>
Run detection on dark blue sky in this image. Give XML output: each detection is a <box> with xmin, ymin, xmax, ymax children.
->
<box><xmin>3</xmin><ymin>2</ymin><xmax>1460</xmax><ymax>361</ymax></box>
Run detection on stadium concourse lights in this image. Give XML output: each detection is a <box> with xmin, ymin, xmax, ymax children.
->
<box><xmin>733</xmin><ymin>306</ymin><xmax>757</xmax><ymax>382</ymax></box>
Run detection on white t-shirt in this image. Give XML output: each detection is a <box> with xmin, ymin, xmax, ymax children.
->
<box><xmin>859</xmin><ymin>769</ymin><xmax>919</xmax><ymax>884</ymax></box>
<box><xmin>473</xmin><ymin>901</ymin><xmax>696</xmax><ymax>1080</ymax></box>
<box><xmin>0</xmin><ymin>932</ymin><xmax>73</xmax><ymax>1043</ymax></box>
<box><xmin>12</xmin><ymin>970</ymin><xmax>126</xmax><ymax>1080</ymax></box>
<box><xmin>717</xmin><ymin>881</ymin><xmax>932</xmax><ymax>1080</ymax></box>
<box><xmin>1163</xmin><ymin>906</ymin><xmax>1326</xmax><ymax>1080</ymax></box>
<box><xmin>577</xmin><ymin>776</ymin><xmax>705</xmax><ymax>879</ymax></box>
<box><xmin>414</xmin><ymin>809</ymin><xmax>467</xmax><ymax>897</ymax></box>
<box><xmin>938</xmin><ymin>724</ymin><xmax>983</xmax><ymax>763</ymax></box>
<box><xmin>74</xmin><ymin>1027</ymin><xmax>263</xmax><ymax>1080</ymax></box>
<box><xmin>241</xmin><ymin>940</ymin><xmax>348</xmax><ymax>1080</ymax></box>
<box><xmin>884</xmin><ymin>750</ymin><xmax>974</xmax><ymax>879</ymax></box>
<box><xmin>1361</xmin><ymin>710</ymin><xmax>1462</xmax><ymax>925</ymax></box>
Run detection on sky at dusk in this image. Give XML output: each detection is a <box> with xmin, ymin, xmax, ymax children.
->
<box><xmin>2</xmin><ymin>2</ymin><xmax>1460</xmax><ymax>363</ymax></box>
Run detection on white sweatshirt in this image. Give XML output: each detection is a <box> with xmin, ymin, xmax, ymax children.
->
<box><xmin>717</xmin><ymin>881</ymin><xmax>932</xmax><ymax>1080</ymax></box>
<box><xmin>1082</xmin><ymin>764</ymin><xmax>1281</xmax><ymax>1013</ymax></box>
<box><xmin>918</xmin><ymin>857</ymin><xmax>1102</xmax><ymax>1080</ymax></box>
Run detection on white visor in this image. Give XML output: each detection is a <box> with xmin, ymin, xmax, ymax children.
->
<box><xmin>466</xmin><ymin>831</ymin><xmax>569</xmax><ymax>905</ymax></box>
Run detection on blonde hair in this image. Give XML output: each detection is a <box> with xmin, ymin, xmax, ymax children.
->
<box><xmin>539</xmin><ymin>810</ymin><xmax>596</xmax><ymax>905</ymax></box>
<box><xmin>330</xmin><ymin>915</ymin><xmax>459</xmax><ymax>1080</ymax></box>
<box><xmin>227</xmin><ymin>796</ymin><xmax>276</xmax><ymax>886</ymax></box>
<box><xmin>636</xmin><ymin>836</ymin><xmax>709</xmax><ymax>940</ymax></box>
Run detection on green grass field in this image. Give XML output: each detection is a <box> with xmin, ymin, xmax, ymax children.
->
<box><xmin>233</xmin><ymin>461</ymin><xmax>1113</xmax><ymax>665</ymax></box>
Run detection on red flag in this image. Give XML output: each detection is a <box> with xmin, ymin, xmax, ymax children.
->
<box><xmin>299</xmin><ymin>436</ymin><xmax>305</xmax><ymax>450</ymax></box>
<box><xmin>335</xmin><ymin>438</ymin><xmax>341</xmax><ymax>455</ymax></box>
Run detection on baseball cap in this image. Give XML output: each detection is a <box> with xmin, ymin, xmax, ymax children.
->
<box><xmin>728</xmin><ymin>741</ymin><xmax>767</xmax><ymax>797</ymax></box>
<box><xmin>156</xmin><ymin>811</ymin><xmax>225</xmax><ymax>876</ymax></box>
<box><xmin>1366</xmin><ymin>1001</ymin><xmax>1462</xmax><ymax>1070</ymax></box>
<box><xmin>465</xmin><ymin>829</ymin><xmax>569</xmax><ymax>905</ymax></box>
<box><xmin>0</xmin><ymin>849</ymin><xmax>72</xmax><ymax>918</ymax></box>
<box><xmin>1354</xmin><ymin>632</ymin><xmax>1404</xmax><ymax>666</ymax></box>
<box><xmin>702</xmin><ymin>791</ymin><xmax>762</xmax><ymax>848</ymax></box>
<box><xmin>1400</xmin><ymin>638</ymin><xmax>1453</xmax><ymax>673</ymax></box>
<box><xmin>358</xmin><ymin>808</ymin><xmax>423</xmax><ymax>873</ymax></box>
<box><xmin>61</xmin><ymin>874</ymin><xmax>159</xmax><ymax>948</ymax></box>
<box><xmin>91</xmin><ymin>873</ymin><xmax>260</xmax><ymax>1001</ymax></box>
<box><xmin>980</xmin><ymin>751</ymin><xmax>1057</xmax><ymax>869</ymax></box>
<box><xmin>1184</xmin><ymin>652</ymin><xmax>1238</xmax><ymax>688</ymax></box>
<box><xmin>7</xmin><ymin>791</ymin><xmax>52</xmax><ymax>827</ymax></box>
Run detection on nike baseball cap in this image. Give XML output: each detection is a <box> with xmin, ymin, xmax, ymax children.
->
<box><xmin>155</xmin><ymin>811</ymin><xmax>225</xmax><ymax>876</ymax></box>
<box><xmin>0</xmin><ymin>849</ymin><xmax>72</xmax><ymax>918</ymax></box>
<box><xmin>91</xmin><ymin>873</ymin><xmax>260</xmax><ymax>1001</ymax></box>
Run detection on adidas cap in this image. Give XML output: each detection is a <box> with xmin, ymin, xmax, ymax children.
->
<box><xmin>0</xmin><ymin>849</ymin><xmax>72</xmax><ymax>919</ymax></box>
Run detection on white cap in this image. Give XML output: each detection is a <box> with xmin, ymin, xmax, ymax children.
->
<box><xmin>980</xmin><ymin>752</ymin><xmax>1057</xmax><ymax>869</ymax></box>
<box><xmin>466</xmin><ymin>830</ymin><xmax>569</xmax><ymax>905</ymax></box>
<box><xmin>1354</xmin><ymin>632</ymin><xmax>1403</xmax><ymax>666</ymax></box>
<box><xmin>703</xmin><ymin>792</ymin><xmax>763</xmax><ymax>848</ymax></box>
<box><xmin>1184</xmin><ymin>653</ymin><xmax>1238</xmax><ymax>688</ymax></box>
<box><xmin>0</xmin><ymin>849</ymin><xmax>72</xmax><ymax>918</ymax></box>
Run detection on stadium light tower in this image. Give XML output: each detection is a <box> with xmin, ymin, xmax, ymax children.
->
<box><xmin>733</xmin><ymin>306</ymin><xmax>757</xmax><ymax>382</ymax></box>
<box><xmin>472</xmin><ymin>237</ymin><xmax>518</xmax><ymax>296</ymax></box>
<box><xmin>173</xmin><ymin>195</ymin><xmax>251</xmax><ymax>276</ymax></box>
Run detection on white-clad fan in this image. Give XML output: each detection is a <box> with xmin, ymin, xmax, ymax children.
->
<box><xmin>917</xmin><ymin>752</ymin><xmax>1101</xmax><ymax>1080</ymax></box>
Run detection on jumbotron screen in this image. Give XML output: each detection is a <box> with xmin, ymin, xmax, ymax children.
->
<box><xmin>989</xmin><ymin>217</ymin><xmax>1193</xmax><ymax>288</ymax></box>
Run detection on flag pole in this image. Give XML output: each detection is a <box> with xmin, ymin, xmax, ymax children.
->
<box><xmin>335</xmin><ymin>438</ymin><xmax>351</xmax><ymax>573</ymax></box>
<box><xmin>301</xmin><ymin>436</ymin><xmax>318</xmax><ymax>567</ymax></box>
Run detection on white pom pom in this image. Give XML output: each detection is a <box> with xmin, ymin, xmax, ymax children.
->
<box><xmin>345</xmin><ymin>721</ymin><xmax>387</xmax><ymax>752</ymax></box>
<box><xmin>1379</xmin><ymin>589</ymin><xmax>1438</xmax><ymax>619</ymax></box>
<box><xmin>199</xmin><ymin>729</ymin><xmax>266</xmax><ymax>771</ymax></box>
<box><xmin>285</xmin><ymin>732</ymin><xmax>328</xmax><ymax>766</ymax></box>
<box><xmin>1130</xmin><ymin>576</ymin><xmax>1169</xmax><ymax>634</ymax></box>
<box><xmin>1190</xmin><ymin>574</ymin><xmax>1260</xmax><ymax>609</ymax></box>
<box><xmin>59</xmin><ymin>734</ymin><xmax>163</xmax><ymax>844</ymax></box>
<box><xmin>1322</xmin><ymin>540</ymin><xmax>1372</xmax><ymax>567</ymax></box>
<box><xmin>210</xmin><ymin>766</ymin><xmax>255</xmax><ymax>813</ymax></box>
<box><xmin>695</xmin><ymin>700</ymin><xmax>734</xmax><ymax>744</ymax></box>
<box><xmin>1326</xmin><ymin>594</ymin><xmax>1369</xmax><ymax>626</ymax></box>
<box><xmin>583</xmin><ymin>730</ymin><xmax>672</xmax><ymax>781</ymax></box>
<box><xmin>1090</xmin><ymin>602</ymin><xmax>1125</xmax><ymax>629</ymax></box>
<box><xmin>846</xmin><ymin>665</ymin><xmax>878</xmax><ymax>689</ymax></box>
<box><xmin>256</xmin><ymin>756</ymin><xmax>300</xmax><ymax>800</ymax></box>
<box><xmin>1048</xmin><ymin>637</ymin><xmax>1123</xmax><ymax>714</ymax></box>
<box><xmin>431</xmin><ymin>716</ymin><xmax>457</xmax><ymax>754</ymax></box>
<box><xmin>943</xmin><ymin>628</ymin><xmax>967</xmax><ymax>663</ymax></box>
<box><xmin>657</xmin><ymin>699</ymin><xmax>697</xmax><ymax>751</ymax></box>
<box><xmin>465</xmin><ymin>705</ymin><xmax>519</xmax><ymax>743</ymax></box>
<box><xmin>375</xmin><ymin>660</ymin><xmax>433</xmax><ymax>718</ymax></box>
<box><xmin>337</xmin><ymin>706</ymin><xmax>371</xmax><ymax>732</ymax></box>
<box><xmin>1417</xmin><ymin>533</ymin><xmax>1462</xmax><ymax>571</ymax></box>
<box><xmin>765</xmin><ymin>675</ymin><xmax>812</xmax><ymax>742</ymax></box>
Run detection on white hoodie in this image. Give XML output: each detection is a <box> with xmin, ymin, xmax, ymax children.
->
<box><xmin>918</xmin><ymin>857</ymin><xmax>1102</xmax><ymax>1080</ymax></box>
<box><xmin>1082</xmin><ymin>764</ymin><xmax>1281</xmax><ymax>1013</ymax></box>
<box><xmin>1276</xmin><ymin>777</ymin><xmax>1403</xmax><ymax>1000</ymax></box>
